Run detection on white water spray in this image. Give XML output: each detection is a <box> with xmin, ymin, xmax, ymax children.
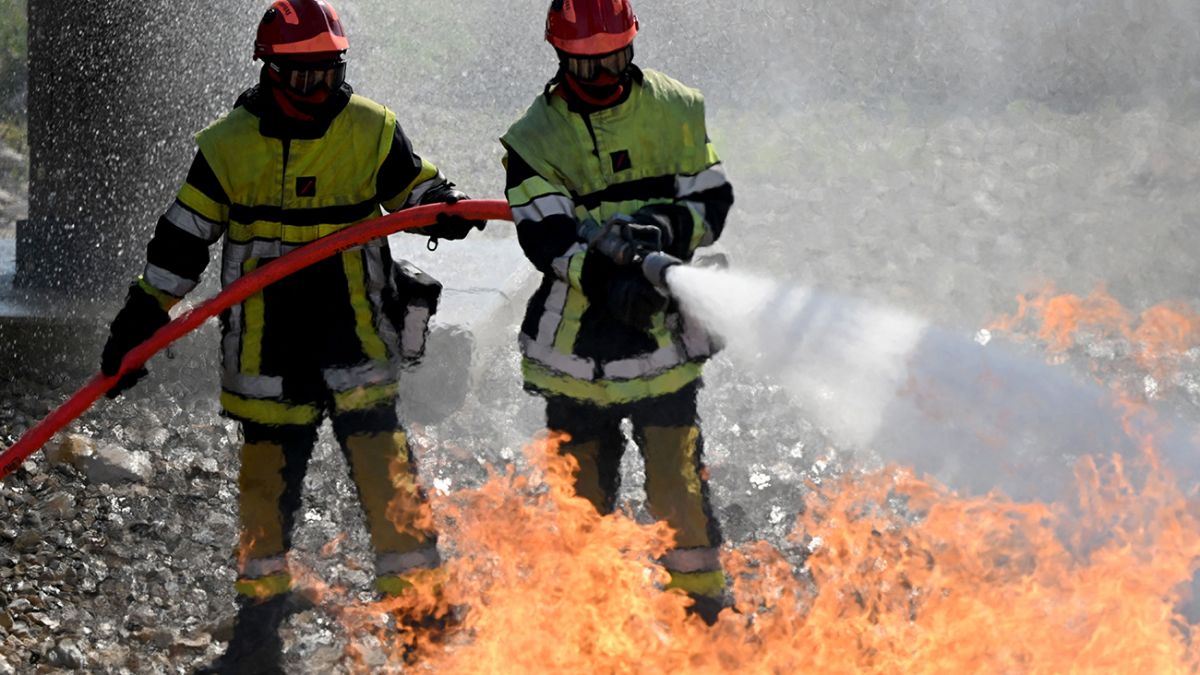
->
<box><xmin>668</xmin><ymin>265</ymin><xmax>1198</xmax><ymax>499</ymax></box>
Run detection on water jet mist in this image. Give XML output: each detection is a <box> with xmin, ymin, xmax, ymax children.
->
<box><xmin>665</xmin><ymin>264</ymin><xmax>1198</xmax><ymax>500</ymax></box>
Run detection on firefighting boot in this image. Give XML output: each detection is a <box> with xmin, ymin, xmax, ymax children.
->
<box><xmin>393</xmin><ymin>607</ymin><xmax>456</xmax><ymax>665</ymax></box>
<box><xmin>685</xmin><ymin>592</ymin><xmax>729</xmax><ymax>626</ymax></box>
<box><xmin>194</xmin><ymin>595</ymin><xmax>289</xmax><ymax>675</ymax></box>
<box><xmin>667</xmin><ymin>569</ymin><xmax>731</xmax><ymax>627</ymax></box>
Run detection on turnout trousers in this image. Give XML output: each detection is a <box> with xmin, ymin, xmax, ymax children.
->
<box><xmin>544</xmin><ymin>382</ymin><xmax>726</xmax><ymax>599</ymax></box>
<box><xmin>234</xmin><ymin>396</ymin><xmax>440</xmax><ymax>599</ymax></box>
<box><xmin>220</xmin><ymin>257</ymin><xmax>441</xmax><ymax>598</ymax></box>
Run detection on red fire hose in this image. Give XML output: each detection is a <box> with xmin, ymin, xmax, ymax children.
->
<box><xmin>1</xmin><ymin>200</ymin><xmax>514</xmax><ymax>480</ymax></box>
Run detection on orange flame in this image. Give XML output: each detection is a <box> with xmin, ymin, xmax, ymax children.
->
<box><xmin>385</xmin><ymin>453</ymin><xmax>438</xmax><ymax>540</ymax></box>
<box><xmin>312</xmin><ymin>436</ymin><xmax>1200</xmax><ymax>672</ymax></box>
<box><xmin>286</xmin><ymin>290</ymin><xmax>1200</xmax><ymax>672</ymax></box>
<box><xmin>990</xmin><ymin>286</ymin><xmax>1200</xmax><ymax>381</ymax></box>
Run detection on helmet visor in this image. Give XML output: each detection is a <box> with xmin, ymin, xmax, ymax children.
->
<box><xmin>563</xmin><ymin>45</ymin><xmax>633</xmax><ymax>82</ymax></box>
<box><xmin>272</xmin><ymin>58</ymin><xmax>347</xmax><ymax>95</ymax></box>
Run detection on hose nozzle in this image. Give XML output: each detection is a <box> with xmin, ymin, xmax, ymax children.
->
<box><xmin>641</xmin><ymin>252</ymin><xmax>683</xmax><ymax>292</ymax></box>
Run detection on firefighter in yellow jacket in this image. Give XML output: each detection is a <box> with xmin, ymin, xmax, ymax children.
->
<box><xmin>502</xmin><ymin>0</ymin><xmax>735</xmax><ymax>624</ymax></box>
<box><xmin>98</xmin><ymin>1</ymin><xmax>484</xmax><ymax>671</ymax></box>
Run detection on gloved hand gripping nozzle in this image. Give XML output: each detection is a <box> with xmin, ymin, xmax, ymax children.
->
<box><xmin>578</xmin><ymin>216</ymin><xmax>683</xmax><ymax>293</ymax></box>
<box><xmin>640</xmin><ymin>251</ymin><xmax>682</xmax><ymax>293</ymax></box>
<box><xmin>578</xmin><ymin>215</ymin><xmax>642</xmax><ymax>266</ymax></box>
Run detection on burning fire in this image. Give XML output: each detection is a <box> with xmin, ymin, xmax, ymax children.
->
<box><xmin>290</xmin><ymin>289</ymin><xmax>1200</xmax><ymax>673</ymax></box>
<box><xmin>990</xmin><ymin>286</ymin><xmax>1200</xmax><ymax>380</ymax></box>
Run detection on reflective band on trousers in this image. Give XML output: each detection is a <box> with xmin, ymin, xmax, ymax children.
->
<box><xmin>376</xmin><ymin>546</ymin><xmax>442</xmax><ymax>577</ymax></box>
<box><xmin>235</xmin><ymin>572</ymin><xmax>293</xmax><ymax>599</ymax></box>
<box><xmin>662</xmin><ymin>546</ymin><xmax>721</xmax><ymax>574</ymax></box>
<box><xmin>240</xmin><ymin>554</ymin><xmax>289</xmax><ymax>579</ymax></box>
<box><xmin>665</xmin><ymin>569</ymin><xmax>727</xmax><ymax>598</ymax></box>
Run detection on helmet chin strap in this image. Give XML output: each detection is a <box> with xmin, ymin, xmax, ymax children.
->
<box><xmin>272</xmin><ymin>86</ymin><xmax>334</xmax><ymax>121</ymax></box>
<box><xmin>562</xmin><ymin>70</ymin><xmax>626</xmax><ymax>107</ymax></box>
<box><xmin>262</xmin><ymin>64</ymin><xmax>336</xmax><ymax>122</ymax></box>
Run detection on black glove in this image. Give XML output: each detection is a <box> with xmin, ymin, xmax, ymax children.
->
<box><xmin>417</xmin><ymin>182</ymin><xmax>487</xmax><ymax>242</ymax></box>
<box><xmin>622</xmin><ymin>222</ymin><xmax>667</xmax><ymax>256</ymax></box>
<box><xmin>585</xmin><ymin>217</ymin><xmax>667</xmax><ymax>265</ymax></box>
<box><xmin>606</xmin><ymin>266</ymin><xmax>668</xmax><ymax>329</ymax></box>
<box><xmin>100</xmin><ymin>283</ymin><xmax>171</xmax><ymax>398</ymax></box>
<box><xmin>630</xmin><ymin>204</ymin><xmax>692</xmax><ymax>258</ymax></box>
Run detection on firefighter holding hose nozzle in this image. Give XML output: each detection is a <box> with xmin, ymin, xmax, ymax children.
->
<box><xmin>98</xmin><ymin>1</ymin><xmax>485</xmax><ymax>671</ymax></box>
<box><xmin>501</xmin><ymin>0</ymin><xmax>736</xmax><ymax>624</ymax></box>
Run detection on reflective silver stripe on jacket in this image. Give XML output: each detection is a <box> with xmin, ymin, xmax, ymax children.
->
<box><xmin>676</xmin><ymin>312</ymin><xmax>716</xmax><ymax>360</ymax></box>
<box><xmin>550</xmin><ymin>243</ymin><xmax>584</xmax><ymax>282</ymax></box>
<box><xmin>221</xmin><ymin>240</ymin><xmax>302</xmax><ymax>286</ymax></box>
<box><xmin>221</xmin><ymin>238</ymin><xmax>386</xmax><ymax>288</ymax></box>
<box><xmin>166</xmin><ymin>200</ymin><xmax>225</xmax><ymax>243</ymax></box>
<box><xmin>512</xmin><ymin>194</ymin><xmax>575</xmax><ymax>224</ymax></box>
<box><xmin>405</xmin><ymin>171</ymin><xmax>447</xmax><ymax>207</ymax></box>
<box><xmin>221</xmin><ymin>372</ymin><xmax>284</xmax><ymax>398</ymax></box>
<box><xmin>675</xmin><ymin>165</ymin><xmax>728</xmax><ymax>198</ymax></box>
<box><xmin>143</xmin><ymin>263</ymin><xmax>197</xmax><ymax>297</ymax></box>
<box><xmin>602</xmin><ymin>343</ymin><xmax>685</xmax><ymax>380</ymax></box>
<box><xmin>677</xmin><ymin>166</ymin><xmax>725</xmax><ymax>247</ymax></box>
<box><xmin>239</xmin><ymin>554</ymin><xmax>289</xmax><ymax>579</ymax></box>
<box><xmin>323</xmin><ymin>360</ymin><xmax>396</xmax><ymax>393</ymax></box>
<box><xmin>520</xmin><ymin>332</ymin><xmax>595</xmax><ymax>380</ymax></box>
<box><xmin>376</xmin><ymin>546</ymin><xmax>442</xmax><ymax>576</ymax></box>
<box><xmin>535</xmin><ymin>279</ymin><xmax>570</xmax><ymax>348</ymax></box>
<box><xmin>662</xmin><ymin>547</ymin><xmax>721</xmax><ymax>574</ymax></box>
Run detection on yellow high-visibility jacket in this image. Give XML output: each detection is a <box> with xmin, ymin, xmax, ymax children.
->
<box><xmin>138</xmin><ymin>85</ymin><xmax>451</xmax><ymax>425</ymax></box>
<box><xmin>502</xmin><ymin>68</ymin><xmax>735</xmax><ymax>405</ymax></box>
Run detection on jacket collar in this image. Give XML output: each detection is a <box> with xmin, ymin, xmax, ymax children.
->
<box><xmin>235</xmin><ymin>80</ymin><xmax>353</xmax><ymax>140</ymax></box>
<box><xmin>545</xmin><ymin>65</ymin><xmax>644</xmax><ymax>114</ymax></box>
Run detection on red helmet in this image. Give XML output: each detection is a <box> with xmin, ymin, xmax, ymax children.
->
<box><xmin>546</xmin><ymin>0</ymin><xmax>638</xmax><ymax>56</ymax></box>
<box><xmin>254</xmin><ymin>0</ymin><xmax>349</xmax><ymax>61</ymax></box>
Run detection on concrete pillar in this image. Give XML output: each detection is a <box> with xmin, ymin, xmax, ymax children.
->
<box><xmin>19</xmin><ymin>0</ymin><xmax>255</xmax><ymax>295</ymax></box>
